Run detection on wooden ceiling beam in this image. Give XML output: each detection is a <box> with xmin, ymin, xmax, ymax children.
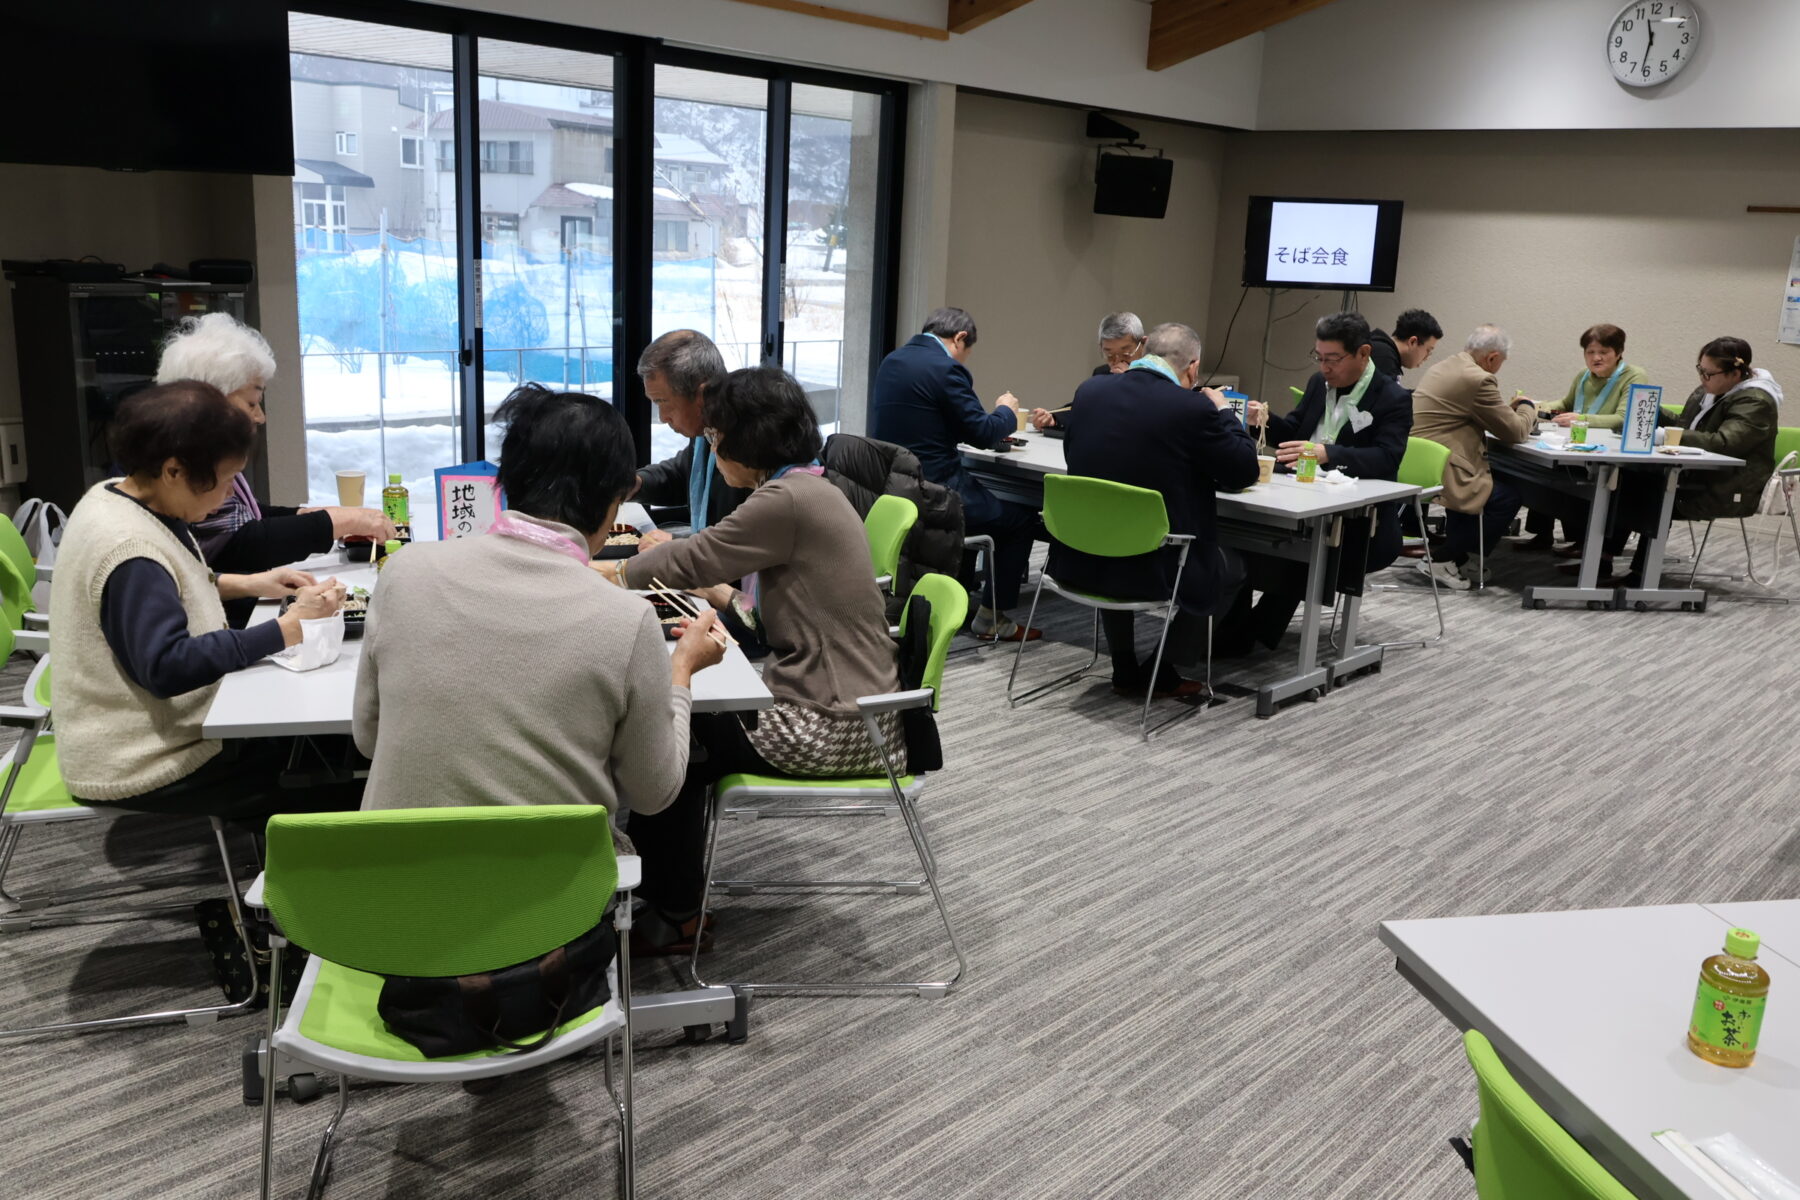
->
<box><xmin>947</xmin><ymin>0</ymin><xmax>1038</xmax><ymax>35</ymax></box>
<box><xmin>722</xmin><ymin>0</ymin><xmax>949</xmax><ymax>41</ymax></box>
<box><xmin>1148</xmin><ymin>0</ymin><xmax>1341</xmax><ymax>71</ymax></box>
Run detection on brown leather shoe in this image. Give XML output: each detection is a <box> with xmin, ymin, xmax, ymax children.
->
<box><xmin>630</xmin><ymin>912</ymin><xmax>716</xmax><ymax>957</ymax></box>
<box><xmin>978</xmin><ymin>623</ymin><xmax>1043</xmax><ymax>643</ymax></box>
<box><xmin>1112</xmin><ymin>678</ymin><xmax>1208</xmax><ymax>700</ymax></box>
<box><xmin>1553</xmin><ymin>541</ymin><xmax>1585</xmax><ymax>559</ymax></box>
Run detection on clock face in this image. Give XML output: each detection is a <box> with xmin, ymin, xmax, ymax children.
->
<box><xmin>1608</xmin><ymin>1</ymin><xmax>1701</xmax><ymax>87</ymax></box>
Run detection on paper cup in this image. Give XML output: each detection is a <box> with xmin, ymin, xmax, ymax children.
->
<box><xmin>335</xmin><ymin>470</ymin><xmax>366</xmax><ymax>507</ymax></box>
<box><xmin>1014</xmin><ymin>406</ymin><xmax>1030</xmax><ymax>432</ymax></box>
<box><xmin>1257</xmin><ymin>456</ymin><xmax>1275</xmax><ymax>485</ymax></box>
<box><xmin>1664</xmin><ymin>427</ymin><xmax>1684</xmax><ymax>449</ymax></box>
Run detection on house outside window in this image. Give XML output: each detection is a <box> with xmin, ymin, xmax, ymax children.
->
<box><xmin>400</xmin><ymin>136</ymin><xmax>422</xmax><ymax>168</ymax></box>
<box><xmin>652</xmin><ymin>219</ymin><xmax>687</xmax><ymax>254</ymax></box>
<box><xmin>478</xmin><ymin>140</ymin><xmax>533</xmax><ymax>174</ymax></box>
<box><xmin>335</xmin><ymin>131</ymin><xmax>358</xmax><ymax>155</ymax></box>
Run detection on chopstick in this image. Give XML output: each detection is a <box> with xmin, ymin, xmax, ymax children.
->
<box><xmin>651</xmin><ymin>576</ymin><xmax>735</xmax><ymax>647</ymax></box>
<box><xmin>1040</xmin><ymin>405</ymin><xmax>1074</xmax><ymax>415</ymax></box>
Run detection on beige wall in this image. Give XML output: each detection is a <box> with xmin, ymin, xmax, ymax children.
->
<box><xmin>945</xmin><ymin>93</ymin><xmax>1227</xmax><ymax>413</ymax></box>
<box><xmin>1206</xmin><ymin>130</ymin><xmax>1800</xmax><ymax>415</ymax></box>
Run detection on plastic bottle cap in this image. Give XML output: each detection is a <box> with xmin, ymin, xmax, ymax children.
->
<box><xmin>1726</xmin><ymin>928</ymin><xmax>1760</xmax><ymax>959</ymax></box>
<box><xmin>388</xmin><ymin>473</ymin><xmax>403</xmax><ymax>484</ymax></box>
<box><xmin>384</xmin><ymin>540</ymin><xmax>402</xmax><ymax>554</ymax></box>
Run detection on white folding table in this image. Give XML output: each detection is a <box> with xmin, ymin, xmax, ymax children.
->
<box><xmin>961</xmin><ymin>430</ymin><xmax>1420</xmax><ymax>717</ymax></box>
<box><xmin>1380</xmin><ymin>903</ymin><xmax>1800</xmax><ymax>1199</ymax></box>
<box><xmin>1488</xmin><ymin>432</ymin><xmax>1743</xmax><ymax>612</ymax></box>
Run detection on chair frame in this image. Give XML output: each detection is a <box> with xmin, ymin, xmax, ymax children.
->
<box><xmin>1368</xmin><ymin>486</ymin><xmax>1448</xmax><ymax>651</ymax></box>
<box><xmin>256</xmin><ymin>855</ymin><xmax>640</xmax><ymax>1200</ymax></box>
<box><xmin>947</xmin><ymin>532</ymin><xmax>1003</xmax><ymax>655</ymax></box>
<box><xmin>0</xmin><ymin>657</ymin><xmax>261</xmax><ymax>1039</ymax></box>
<box><xmin>1006</xmin><ymin>523</ymin><xmax>1202</xmax><ymax>741</ymax></box>
<box><xmin>1681</xmin><ymin>462</ymin><xmax>1800</xmax><ymax>604</ymax></box>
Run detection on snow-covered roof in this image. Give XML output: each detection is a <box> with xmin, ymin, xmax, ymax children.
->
<box><xmin>565</xmin><ymin>182</ymin><xmax>614</xmax><ymax>200</ymax></box>
<box><xmin>652</xmin><ymin>133</ymin><xmax>727</xmax><ymax>167</ymax></box>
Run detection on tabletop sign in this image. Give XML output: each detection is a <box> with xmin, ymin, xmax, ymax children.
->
<box><xmin>1619</xmin><ymin>384</ymin><xmax>1662</xmax><ymax>455</ymax></box>
<box><xmin>1222</xmin><ymin>388</ymin><xmax>1250</xmax><ymax>428</ymax></box>
<box><xmin>435</xmin><ymin>461</ymin><xmax>505</xmax><ymax>540</ymax></box>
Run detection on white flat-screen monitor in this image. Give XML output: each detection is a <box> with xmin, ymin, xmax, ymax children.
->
<box><xmin>1242</xmin><ymin>197</ymin><xmax>1404</xmax><ymax>292</ymax></box>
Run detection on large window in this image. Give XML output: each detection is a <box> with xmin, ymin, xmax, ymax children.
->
<box><xmin>289</xmin><ymin>13</ymin><xmax>461</xmax><ymax>537</ymax></box>
<box><xmin>288</xmin><ymin>2</ymin><xmax>903</xmax><ymax>501</ymax></box>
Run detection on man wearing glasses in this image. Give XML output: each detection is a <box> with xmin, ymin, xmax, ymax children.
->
<box><xmin>1222</xmin><ymin>311</ymin><xmax>1412</xmax><ymax>654</ymax></box>
<box><xmin>1031</xmin><ymin>311</ymin><xmax>1144</xmax><ymax>432</ymax></box>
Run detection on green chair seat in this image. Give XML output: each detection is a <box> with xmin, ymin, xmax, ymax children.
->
<box><xmin>288</xmin><ymin>957</ymin><xmax>611</xmax><ymax>1065</ymax></box>
<box><xmin>718</xmin><ymin>770</ymin><xmax>918</xmax><ymax>795</ymax></box>
<box><xmin>1464</xmin><ymin>1030</ymin><xmax>1634</xmax><ymax>1199</ymax></box>
<box><xmin>0</xmin><ymin>735</ymin><xmax>98</xmax><ymax>824</ymax></box>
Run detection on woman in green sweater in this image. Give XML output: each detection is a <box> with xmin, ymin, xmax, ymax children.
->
<box><xmin>1522</xmin><ymin>323</ymin><xmax>1653</xmax><ymax>552</ymax></box>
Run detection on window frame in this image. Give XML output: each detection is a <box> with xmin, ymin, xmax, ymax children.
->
<box><xmin>292</xmin><ymin>0</ymin><xmax>906</xmax><ymax>467</ymax></box>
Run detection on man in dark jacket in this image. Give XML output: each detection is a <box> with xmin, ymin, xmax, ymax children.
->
<box><xmin>870</xmin><ymin>307</ymin><xmax>1040</xmax><ymax>642</ymax></box>
<box><xmin>822</xmin><ymin>434</ymin><xmax>964</xmax><ymax>608</ymax></box>
<box><xmin>1049</xmin><ymin>323</ymin><xmax>1258</xmax><ymax>696</ymax></box>
<box><xmin>1222</xmin><ymin>311</ymin><xmax>1414</xmax><ymax>653</ymax></box>
<box><xmin>633</xmin><ymin>330</ymin><xmax>749</xmax><ymax>540</ymax></box>
<box><xmin>1367</xmin><ymin>307</ymin><xmax>1443</xmax><ymax>381</ymax></box>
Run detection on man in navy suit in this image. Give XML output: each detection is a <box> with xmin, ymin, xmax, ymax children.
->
<box><xmin>1219</xmin><ymin>311</ymin><xmax>1413</xmax><ymax>654</ymax></box>
<box><xmin>871</xmin><ymin>307</ymin><xmax>1041</xmax><ymax>642</ymax></box>
<box><xmin>1049</xmin><ymin>322</ymin><xmax>1259</xmax><ymax>696</ymax></box>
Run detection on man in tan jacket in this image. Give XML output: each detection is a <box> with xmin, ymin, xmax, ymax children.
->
<box><xmin>1409</xmin><ymin>325</ymin><xmax>1537</xmax><ymax>589</ymax></box>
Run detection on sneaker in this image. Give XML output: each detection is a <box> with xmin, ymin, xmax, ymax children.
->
<box><xmin>971</xmin><ymin>609</ymin><xmax>1043</xmax><ymax>642</ymax></box>
<box><xmin>1508</xmin><ymin>534</ymin><xmax>1556</xmax><ymax>553</ymax></box>
<box><xmin>1418</xmin><ymin>559</ymin><xmax>1476</xmax><ymax>590</ymax></box>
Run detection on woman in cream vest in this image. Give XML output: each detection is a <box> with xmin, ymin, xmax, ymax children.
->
<box><xmin>49</xmin><ymin>381</ymin><xmax>355</xmax><ymax>820</ymax></box>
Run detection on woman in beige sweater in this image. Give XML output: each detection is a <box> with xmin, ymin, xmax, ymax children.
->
<box><xmin>596</xmin><ymin>366</ymin><xmax>901</xmax><ymax>949</ymax></box>
<box><xmin>353</xmin><ymin>384</ymin><xmax>724</xmax><ymax>922</ymax></box>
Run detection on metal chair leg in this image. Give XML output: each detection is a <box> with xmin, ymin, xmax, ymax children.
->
<box><xmin>1005</xmin><ymin>576</ymin><xmax>1104</xmax><ymax>707</ymax></box>
<box><xmin>260</xmin><ymin>940</ymin><xmax>285</xmax><ymax>1200</ymax></box>
<box><xmin>304</xmin><ymin>1074</ymin><xmax>351</xmax><ymax>1200</ymax></box>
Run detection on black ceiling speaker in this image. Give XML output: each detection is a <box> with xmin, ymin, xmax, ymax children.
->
<box><xmin>1095</xmin><ymin>153</ymin><xmax>1172</xmax><ymax>219</ymax></box>
<box><xmin>1086</xmin><ymin>111</ymin><xmax>1140</xmax><ymax>143</ymax></box>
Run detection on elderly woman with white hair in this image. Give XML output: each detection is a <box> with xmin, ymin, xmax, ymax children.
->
<box><xmin>1407</xmin><ymin>324</ymin><xmax>1537</xmax><ymax>589</ymax></box>
<box><xmin>155</xmin><ymin>314</ymin><xmax>394</xmax><ymax>601</ymax></box>
<box><xmin>1030</xmin><ymin>310</ymin><xmax>1145</xmax><ymax>431</ymax></box>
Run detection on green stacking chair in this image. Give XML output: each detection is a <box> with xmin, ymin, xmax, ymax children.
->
<box><xmin>1006</xmin><ymin>474</ymin><xmax>1205</xmax><ymax>741</ymax></box>
<box><xmin>1462</xmin><ymin>1030</ymin><xmax>1634</xmax><ymax>1199</ymax></box>
<box><xmin>255</xmin><ymin>806</ymin><xmax>639</xmax><ymax>1199</ymax></box>
<box><xmin>1369</xmin><ymin>437</ymin><xmax>1452</xmax><ymax>649</ymax></box>
<box><xmin>0</xmin><ymin>657</ymin><xmax>261</xmax><ymax>1039</ymax></box>
<box><xmin>1682</xmin><ymin>425</ymin><xmax>1800</xmax><ymax>596</ymax></box>
<box><xmin>0</xmin><ymin>517</ymin><xmax>45</xmax><ymax>632</ymax></box>
<box><xmin>693</xmin><ymin>572</ymin><xmax>968</xmax><ymax>998</ymax></box>
<box><xmin>864</xmin><ymin>494</ymin><xmax>918</xmax><ymax>592</ymax></box>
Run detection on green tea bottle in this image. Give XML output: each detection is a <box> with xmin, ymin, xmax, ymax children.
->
<box><xmin>1295</xmin><ymin>442</ymin><xmax>1320</xmax><ymax>483</ymax></box>
<box><xmin>1687</xmin><ymin>928</ymin><xmax>1769</xmax><ymax>1068</ymax></box>
<box><xmin>382</xmin><ymin>473</ymin><xmax>410</xmax><ymax>525</ymax></box>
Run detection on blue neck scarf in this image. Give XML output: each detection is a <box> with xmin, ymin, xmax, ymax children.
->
<box><xmin>687</xmin><ymin>436</ymin><xmax>717</xmax><ymax>533</ymax></box>
<box><xmin>1127</xmin><ymin>355</ymin><xmax>1183</xmax><ymax>385</ymax></box>
<box><xmin>1574</xmin><ymin>364</ymin><xmax>1631</xmax><ymax>416</ymax></box>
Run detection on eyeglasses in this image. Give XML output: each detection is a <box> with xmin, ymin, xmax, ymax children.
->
<box><xmin>1695</xmin><ymin>365</ymin><xmax>1730</xmax><ymax>381</ymax></box>
<box><xmin>1102</xmin><ymin>339</ymin><xmax>1145</xmax><ymax>365</ymax></box>
<box><xmin>1310</xmin><ymin>351</ymin><xmax>1353</xmax><ymax>367</ymax></box>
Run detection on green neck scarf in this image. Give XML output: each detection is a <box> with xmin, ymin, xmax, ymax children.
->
<box><xmin>1320</xmin><ymin>358</ymin><xmax>1376</xmax><ymax>442</ymax></box>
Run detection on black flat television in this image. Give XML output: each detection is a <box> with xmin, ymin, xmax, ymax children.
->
<box><xmin>1242</xmin><ymin>196</ymin><xmax>1404</xmax><ymax>292</ymax></box>
<box><xmin>1</xmin><ymin>4</ymin><xmax>293</xmax><ymax>175</ymax></box>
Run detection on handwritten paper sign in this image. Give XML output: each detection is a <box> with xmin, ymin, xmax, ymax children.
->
<box><xmin>435</xmin><ymin>461</ymin><xmax>504</xmax><ymax>540</ymax></box>
<box><xmin>1620</xmin><ymin>384</ymin><xmax>1663</xmax><ymax>455</ymax></box>
<box><xmin>1222</xmin><ymin>388</ymin><xmax>1250</xmax><ymax>427</ymax></box>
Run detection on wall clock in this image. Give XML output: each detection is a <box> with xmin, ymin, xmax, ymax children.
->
<box><xmin>1608</xmin><ymin>1</ymin><xmax>1700</xmax><ymax>87</ymax></box>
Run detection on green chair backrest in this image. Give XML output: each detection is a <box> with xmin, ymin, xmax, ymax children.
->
<box><xmin>864</xmin><ymin>495</ymin><xmax>918</xmax><ymax>581</ymax></box>
<box><xmin>0</xmin><ymin>552</ymin><xmax>31</xmax><ymax>627</ymax></box>
<box><xmin>897</xmin><ymin>572</ymin><xmax>966</xmax><ymax>713</ymax></box>
<box><xmin>1290</xmin><ymin>385</ymin><xmax>1305</xmax><ymax>400</ymax></box>
<box><xmin>264</xmin><ymin>805</ymin><xmax>617</xmax><ymax>978</ymax></box>
<box><xmin>29</xmin><ymin>658</ymin><xmax>50</xmax><ymax>710</ymax></box>
<box><xmin>1774</xmin><ymin>426</ymin><xmax>1800</xmax><ymax>470</ymax></box>
<box><xmin>1043</xmin><ymin>474</ymin><xmax>1169</xmax><ymax>559</ymax></box>
<box><xmin>1398</xmin><ymin>437</ymin><xmax>1451</xmax><ymax>490</ymax></box>
<box><xmin>0</xmin><ymin>519</ymin><xmax>33</xmax><ymax>601</ymax></box>
<box><xmin>1463</xmin><ymin>1031</ymin><xmax>1634</xmax><ymax>1200</ymax></box>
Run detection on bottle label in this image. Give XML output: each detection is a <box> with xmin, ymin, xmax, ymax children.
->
<box><xmin>1296</xmin><ymin>452</ymin><xmax>1318</xmax><ymax>483</ymax></box>
<box><xmin>384</xmin><ymin>493</ymin><xmax>409</xmax><ymax>524</ymax></box>
<box><xmin>1689</xmin><ymin>979</ymin><xmax>1765</xmax><ymax>1055</ymax></box>
<box><xmin>1570</xmin><ymin>422</ymin><xmax>1588</xmax><ymax>445</ymax></box>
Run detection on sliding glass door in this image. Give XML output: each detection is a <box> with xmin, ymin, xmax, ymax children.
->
<box><xmin>288</xmin><ymin>2</ymin><xmax>905</xmax><ymax>497</ymax></box>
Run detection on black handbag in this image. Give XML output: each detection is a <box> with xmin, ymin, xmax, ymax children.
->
<box><xmin>895</xmin><ymin>593</ymin><xmax>943</xmax><ymax>774</ymax></box>
<box><xmin>195</xmin><ymin>898</ymin><xmax>308</xmax><ymax>1009</ymax></box>
<box><xmin>375</xmin><ymin>920</ymin><xmax>617</xmax><ymax>1058</ymax></box>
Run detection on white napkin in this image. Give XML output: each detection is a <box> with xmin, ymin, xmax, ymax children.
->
<box><xmin>1317</xmin><ymin>468</ymin><xmax>1353</xmax><ymax>487</ymax></box>
<box><xmin>1694</xmin><ymin>1134</ymin><xmax>1800</xmax><ymax>1200</ymax></box>
<box><xmin>269</xmin><ymin>612</ymin><xmax>345</xmax><ymax>672</ymax></box>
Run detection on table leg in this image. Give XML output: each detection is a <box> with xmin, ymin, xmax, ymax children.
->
<box><xmin>1327</xmin><ymin>592</ymin><xmax>1384</xmax><ymax>684</ymax></box>
<box><xmin>1617</xmin><ymin>467</ymin><xmax>1708</xmax><ymax>611</ymax></box>
<box><xmin>1521</xmin><ymin>463</ymin><xmax>1620</xmax><ymax>610</ymax></box>
<box><xmin>1256</xmin><ymin>514</ymin><xmax>1334</xmax><ymax>718</ymax></box>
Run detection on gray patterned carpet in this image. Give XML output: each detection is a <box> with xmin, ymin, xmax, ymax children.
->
<box><xmin>3</xmin><ymin>521</ymin><xmax>1798</xmax><ymax>1199</ymax></box>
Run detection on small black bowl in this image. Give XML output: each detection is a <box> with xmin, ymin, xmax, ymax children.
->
<box><xmin>343</xmin><ymin>538</ymin><xmax>375</xmax><ymax>563</ymax></box>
